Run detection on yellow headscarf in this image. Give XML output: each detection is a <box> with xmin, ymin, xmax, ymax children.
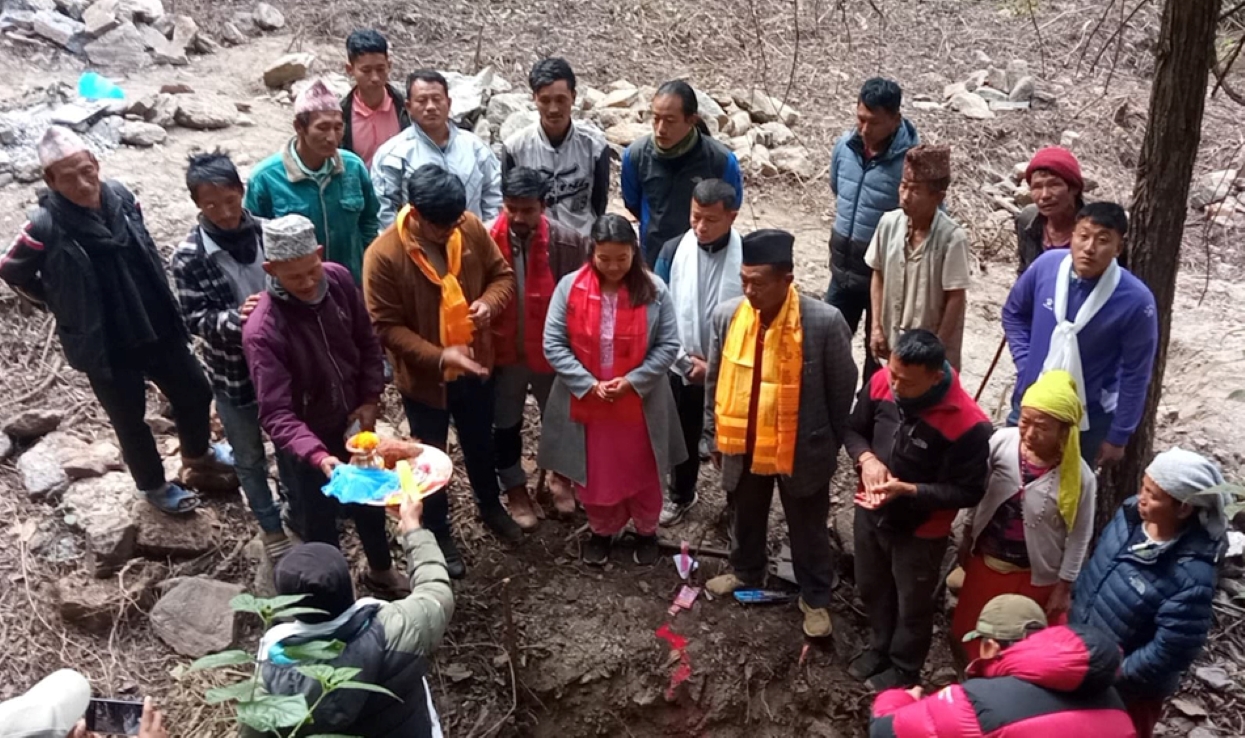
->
<box><xmin>1020</xmin><ymin>370</ymin><xmax>1084</xmax><ymax>528</ymax></box>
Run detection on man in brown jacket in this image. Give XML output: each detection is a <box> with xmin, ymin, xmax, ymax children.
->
<box><xmin>364</xmin><ymin>164</ymin><xmax>518</xmax><ymax>578</ymax></box>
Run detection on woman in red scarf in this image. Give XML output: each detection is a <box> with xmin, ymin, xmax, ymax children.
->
<box><xmin>538</xmin><ymin>214</ymin><xmax>687</xmax><ymax>566</ymax></box>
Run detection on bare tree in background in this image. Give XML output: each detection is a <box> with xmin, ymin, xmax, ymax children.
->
<box><xmin>1098</xmin><ymin>0</ymin><xmax>1221</xmax><ymax>527</ymax></box>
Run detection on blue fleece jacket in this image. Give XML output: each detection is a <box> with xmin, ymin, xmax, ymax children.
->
<box><xmin>1001</xmin><ymin>250</ymin><xmax>1158</xmax><ymax>447</ymax></box>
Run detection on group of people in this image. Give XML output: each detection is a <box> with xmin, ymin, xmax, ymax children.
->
<box><xmin>0</xmin><ymin>26</ymin><xmax>1235</xmax><ymax>738</ymax></box>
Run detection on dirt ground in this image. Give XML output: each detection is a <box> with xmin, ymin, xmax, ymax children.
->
<box><xmin>0</xmin><ymin>1</ymin><xmax>1244</xmax><ymax>736</ymax></box>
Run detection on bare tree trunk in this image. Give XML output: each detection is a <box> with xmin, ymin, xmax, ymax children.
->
<box><xmin>1098</xmin><ymin>0</ymin><xmax>1219</xmax><ymax>529</ymax></box>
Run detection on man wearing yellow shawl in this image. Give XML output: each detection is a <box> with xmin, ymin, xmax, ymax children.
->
<box><xmin>951</xmin><ymin>369</ymin><xmax>1097</xmax><ymax>663</ymax></box>
<box><xmin>703</xmin><ymin>229</ymin><xmax>857</xmax><ymax>639</ymax></box>
<box><xmin>363</xmin><ymin>164</ymin><xmax>518</xmax><ymax>579</ymax></box>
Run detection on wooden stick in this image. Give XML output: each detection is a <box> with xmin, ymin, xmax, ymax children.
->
<box><xmin>975</xmin><ymin>335</ymin><xmax>1008</xmax><ymax>403</ymax></box>
<box><xmin>656</xmin><ymin>538</ymin><xmax>730</xmax><ymax>559</ymax></box>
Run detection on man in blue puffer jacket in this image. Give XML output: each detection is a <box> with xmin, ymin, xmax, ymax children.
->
<box><xmin>827</xmin><ymin>78</ymin><xmax>918</xmax><ymax>348</ymax></box>
<box><xmin>1071</xmin><ymin>447</ymin><xmax>1231</xmax><ymax>738</ymax></box>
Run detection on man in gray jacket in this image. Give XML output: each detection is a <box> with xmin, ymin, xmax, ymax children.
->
<box><xmin>703</xmin><ymin>229</ymin><xmax>857</xmax><ymax>638</ymax></box>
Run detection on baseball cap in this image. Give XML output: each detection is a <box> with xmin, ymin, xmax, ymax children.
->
<box><xmin>0</xmin><ymin>669</ymin><xmax>91</xmax><ymax>738</ymax></box>
<box><xmin>961</xmin><ymin>594</ymin><xmax>1048</xmax><ymax>643</ymax></box>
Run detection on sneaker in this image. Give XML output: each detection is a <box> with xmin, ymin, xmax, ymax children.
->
<box><xmin>633</xmin><ymin>534</ymin><xmax>660</xmax><ymax>566</ymax></box>
<box><xmin>866</xmin><ymin>666</ymin><xmax>919</xmax><ymax>692</ymax></box>
<box><xmin>706</xmin><ymin>572</ymin><xmax>751</xmax><ymax>597</ymax></box>
<box><xmin>480</xmin><ymin>505</ymin><xmax>524</xmax><ymax>543</ymax></box>
<box><xmin>434</xmin><ymin>532</ymin><xmax>466</xmax><ymax>579</ymax></box>
<box><xmin>848</xmin><ymin>649</ymin><xmax>891</xmax><ymax>681</ymax></box>
<box><xmin>659</xmin><ymin>491</ymin><xmax>698</xmax><ymax>526</ymax></box>
<box><xmin>582</xmin><ymin>534</ymin><xmax>611</xmax><ymax>565</ymax></box>
<box><xmin>798</xmin><ymin>597</ymin><xmax>833</xmax><ymax>638</ymax></box>
<box><xmin>504</xmin><ymin>486</ymin><xmax>540</xmax><ymax>530</ymax></box>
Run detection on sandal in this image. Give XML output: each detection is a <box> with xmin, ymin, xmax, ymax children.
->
<box><xmin>143</xmin><ymin>482</ymin><xmax>201</xmax><ymax>516</ymax></box>
<box><xmin>363</xmin><ymin>570</ymin><xmax>412</xmax><ymax>600</ymax></box>
<box><xmin>262</xmin><ymin>531</ymin><xmax>294</xmax><ymax>562</ymax></box>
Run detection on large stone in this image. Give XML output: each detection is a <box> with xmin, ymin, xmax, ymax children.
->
<box><xmin>771</xmin><ymin>146</ymin><xmax>818</xmax><ymax>179</ymax></box>
<box><xmin>174</xmin><ymin>96</ymin><xmax>238</xmax><ymax>130</ymax></box>
<box><xmin>85</xmin><ymin>22</ymin><xmax>151</xmax><ymax>68</ymax></box>
<box><xmin>62</xmin><ymin>472</ymin><xmax>137</xmax><ymax>576</ymax></box>
<box><xmin>169</xmin><ymin>13</ymin><xmax>195</xmax><ymax>51</ymax></box>
<box><xmin>740</xmin><ymin>90</ymin><xmax>799</xmax><ymax>126</ymax></box>
<box><xmin>149</xmin><ymin>577</ymin><xmax>244</xmax><ymax>657</ymax></box>
<box><xmin>117</xmin><ymin>0</ymin><xmax>161</xmax><ymax>22</ymax></box>
<box><xmin>948</xmin><ymin>91</ymin><xmax>995</xmax><ymax>120</ymax></box>
<box><xmin>498</xmin><ymin>110</ymin><xmax>538</xmax><ymax>144</ymax></box>
<box><xmin>82</xmin><ymin>0</ymin><xmax>118</xmax><ymax>36</ymax></box>
<box><xmin>760</xmin><ymin>121</ymin><xmax>795</xmax><ymax>147</ymax></box>
<box><xmin>252</xmin><ymin>1</ymin><xmax>283</xmax><ymax>30</ymax></box>
<box><xmin>604</xmin><ymin>121</ymin><xmax>649</xmax><ymax>147</ymax></box>
<box><xmin>442</xmin><ymin>71</ymin><xmax>485</xmax><ymax>124</ymax></box>
<box><xmin>134</xmin><ymin>19</ymin><xmax>166</xmax><ymax>48</ymax></box>
<box><xmin>133</xmin><ymin>501</ymin><xmax>219</xmax><ymax>558</ymax></box>
<box><xmin>591</xmin><ymin>107</ymin><xmax>636</xmax><ymax>129</ymax></box>
<box><xmin>942</xmin><ymin>82</ymin><xmax>968</xmax><ymax>101</ymax></box>
<box><xmin>31</xmin><ymin>9</ymin><xmax>85</xmax><ymax>47</ymax></box>
<box><xmin>262</xmin><ymin>51</ymin><xmax>315</xmax><ymax>88</ymax></box>
<box><xmin>694</xmin><ymin>87</ymin><xmax>728</xmax><ymax>129</ymax></box>
<box><xmin>218</xmin><ymin>20</ymin><xmax>244</xmax><ymax>46</ymax></box>
<box><xmin>1190</xmin><ymin>169</ymin><xmax>1238</xmax><ymax>209</ymax></box>
<box><xmin>150</xmin><ymin>93</ymin><xmax>177</xmax><ymax>127</ymax></box>
<box><xmin>3</xmin><ymin>408</ymin><xmax>62</xmax><ymax>439</ymax></box>
<box><xmin>55</xmin><ymin>0</ymin><xmax>89</xmax><ymax>18</ymax></box>
<box><xmin>725</xmin><ymin>109</ymin><xmax>751</xmax><ymax>137</ymax></box>
<box><xmin>55</xmin><ymin>564</ymin><xmax>164</xmax><ymax>633</ymax></box>
<box><xmin>231</xmin><ymin>11</ymin><xmax>259</xmax><ymax>37</ymax></box>
<box><xmin>579</xmin><ymin>87</ymin><xmax>605</xmax><ymax>111</ymax></box>
<box><xmin>1008</xmin><ymin>76</ymin><xmax>1036</xmax><ymax>102</ymax></box>
<box><xmin>18</xmin><ymin>441</ymin><xmax>70</xmax><ymax>501</ymax></box>
<box><xmin>485</xmin><ymin>92</ymin><xmax>532</xmax><ymax>128</ymax></box>
<box><xmin>87</xmin><ymin>115</ymin><xmax>124</xmax><ymax>146</ymax></box>
<box><xmin>601</xmin><ymin>87</ymin><xmax>639</xmax><ymax>109</ymax></box>
<box><xmin>120</xmin><ymin>119</ymin><xmax>166</xmax><ymax>146</ymax></box>
<box><xmin>1</xmin><ymin>8</ymin><xmax>37</xmax><ymax>31</ymax></box>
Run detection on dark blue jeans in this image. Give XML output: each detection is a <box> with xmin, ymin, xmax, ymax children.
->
<box><xmin>403</xmin><ymin>376</ymin><xmax>500</xmax><ymax>535</ymax></box>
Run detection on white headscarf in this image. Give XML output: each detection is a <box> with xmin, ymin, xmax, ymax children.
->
<box><xmin>1146</xmin><ymin>447</ymin><xmax>1235</xmax><ymax>540</ymax></box>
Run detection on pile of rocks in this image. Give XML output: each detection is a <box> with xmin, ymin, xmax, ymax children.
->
<box><xmin>914</xmin><ymin>59</ymin><xmax>1054</xmax><ymax>121</ymax></box>
<box><xmin>1189</xmin><ymin>168</ymin><xmax>1245</xmax><ymax>226</ymax></box>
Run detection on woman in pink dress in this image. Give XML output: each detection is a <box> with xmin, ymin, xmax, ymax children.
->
<box><xmin>538</xmin><ymin>214</ymin><xmax>686</xmax><ymax>565</ymax></box>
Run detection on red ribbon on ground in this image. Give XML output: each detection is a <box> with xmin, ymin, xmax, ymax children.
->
<box><xmin>654</xmin><ymin>624</ymin><xmax>692</xmax><ymax>699</ymax></box>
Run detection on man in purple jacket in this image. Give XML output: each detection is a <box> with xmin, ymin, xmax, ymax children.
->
<box><xmin>1002</xmin><ymin>202</ymin><xmax>1158</xmax><ymax>468</ymax></box>
<box><xmin>242</xmin><ymin>214</ymin><xmax>408</xmax><ymax>596</ymax></box>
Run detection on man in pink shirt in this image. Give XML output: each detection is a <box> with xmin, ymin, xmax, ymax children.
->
<box><xmin>341</xmin><ymin>29</ymin><xmax>410</xmax><ymax>169</ymax></box>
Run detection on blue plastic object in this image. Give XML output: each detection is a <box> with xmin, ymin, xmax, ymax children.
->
<box><xmin>78</xmin><ymin>71</ymin><xmax>125</xmax><ymax>101</ymax></box>
<box><xmin>732</xmin><ymin>589</ymin><xmax>798</xmax><ymax>605</ymax></box>
<box><xmin>321</xmin><ymin>465</ymin><xmax>401</xmax><ymax>504</ymax></box>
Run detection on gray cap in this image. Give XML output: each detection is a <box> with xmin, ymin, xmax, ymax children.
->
<box><xmin>262</xmin><ymin>214</ymin><xmax>320</xmax><ymax>262</ymax></box>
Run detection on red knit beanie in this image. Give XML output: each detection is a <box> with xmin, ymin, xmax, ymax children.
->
<box><xmin>1025</xmin><ymin>147</ymin><xmax>1083</xmax><ymax>192</ymax></box>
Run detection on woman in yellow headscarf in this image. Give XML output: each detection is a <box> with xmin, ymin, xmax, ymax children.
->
<box><xmin>951</xmin><ymin>370</ymin><xmax>1097</xmax><ymax>663</ymax></box>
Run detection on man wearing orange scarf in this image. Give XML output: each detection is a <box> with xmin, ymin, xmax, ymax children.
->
<box><xmin>703</xmin><ymin>230</ymin><xmax>857</xmax><ymax>639</ymax></box>
<box><xmin>489</xmin><ymin>167</ymin><xmax>589</xmax><ymax>528</ymax></box>
<box><xmin>363</xmin><ymin>164</ymin><xmax>517</xmax><ymax>579</ymax></box>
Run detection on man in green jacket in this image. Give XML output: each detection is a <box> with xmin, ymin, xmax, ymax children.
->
<box><xmin>245</xmin><ymin>79</ymin><xmax>380</xmax><ymax>283</ymax></box>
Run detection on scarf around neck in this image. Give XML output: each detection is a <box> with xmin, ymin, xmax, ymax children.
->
<box><xmin>654</xmin><ymin>127</ymin><xmax>700</xmax><ymax>159</ymax></box>
<box><xmin>670</xmin><ymin>228</ymin><xmax>743</xmax><ymax>360</ymax></box>
<box><xmin>715</xmin><ymin>286</ymin><xmax>803</xmax><ymax>475</ymax></box>
<box><xmin>397</xmin><ymin>205</ymin><xmax>474</xmax><ymax>379</ymax></box>
<box><xmin>490</xmin><ymin>213</ymin><xmax>555</xmax><ymax>373</ymax></box>
<box><xmin>1020</xmin><ymin>369</ymin><xmax>1084</xmax><ymax>529</ymax></box>
<box><xmin>893</xmin><ymin>360</ymin><xmax>953</xmax><ymax>416</ymax></box>
<box><xmin>199</xmin><ymin>210</ymin><xmax>262</xmax><ymax>265</ymax></box>
<box><xmin>566</xmin><ymin>266</ymin><xmax>648</xmax><ymax>423</ymax></box>
<box><xmin>1041</xmin><ymin>254</ymin><xmax>1121</xmax><ymax>430</ymax></box>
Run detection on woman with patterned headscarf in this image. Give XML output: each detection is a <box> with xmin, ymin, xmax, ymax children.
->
<box><xmin>1071</xmin><ymin>447</ymin><xmax>1236</xmax><ymax>738</ymax></box>
<box><xmin>952</xmin><ymin>370</ymin><xmax>1097</xmax><ymax>662</ymax></box>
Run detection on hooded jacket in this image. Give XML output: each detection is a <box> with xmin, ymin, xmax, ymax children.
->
<box><xmin>242</xmin><ymin>262</ymin><xmax>385</xmax><ymax>468</ymax></box>
<box><xmin>869</xmin><ymin>625</ymin><xmax>1137</xmax><ymax>737</ymax></box>
<box><xmin>828</xmin><ymin>119</ymin><xmax>919</xmax><ymax>293</ymax></box>
<box><xmin>1070</xmin><ymin>496</ymin><xmax>1221</xmax><ymax>700</ymax></box>
<box><xmin>244</xmin><ymin>141</ymin><xmax>380</xmax><ymax>284</ymax></box>
<box><xmin>502</xmin><ymin>120</ymin><xmax>611</xmax><ymax>236</ymax></box>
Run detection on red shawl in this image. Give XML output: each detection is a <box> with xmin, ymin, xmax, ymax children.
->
<box><xmin>565</xmin><ymin>266</ymin><xmax>648</xmax><ymax>423</ymax></box>
<box><xmin>490</xmin><ymin>214</ymin><xmax>556</xmax><ymax>373</ymax></box>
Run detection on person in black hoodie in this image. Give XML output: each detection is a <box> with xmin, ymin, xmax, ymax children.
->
<box><xmin>0</xmin><ymin>127</ymin><xmax>234</xmax><ymax>515</ymax></box>
<box><xmin>843</xmin><ymin>329</ymin><xmax>992</xmax><ymax>691</ymax></box>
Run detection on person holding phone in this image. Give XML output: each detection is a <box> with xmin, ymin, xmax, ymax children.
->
<box><xmin>0</xmin><ymin>669</ymin><xmax>167</xmax><ymax>738</ymax></box>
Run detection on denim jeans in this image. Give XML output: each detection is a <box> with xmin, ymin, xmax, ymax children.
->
<box><xmin>214</xmin><ymin>393</ymin><xmax>282</xmax><ymax>534</ymax></box>
<box><xmin>403</xmin><ymin>376</ymin><xmax>500</xmax><ymax>535</ymax></box>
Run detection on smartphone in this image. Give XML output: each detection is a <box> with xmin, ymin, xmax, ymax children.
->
<box><xmin>85</xmin><ymin>698</ymin><xmax>143</xmax><ymax>736</ymax></box>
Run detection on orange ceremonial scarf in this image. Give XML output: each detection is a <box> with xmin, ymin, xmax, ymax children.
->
<box><xmin>714</xmin><ymin>285</ymin><xmax>802</xmax><ymax>475</ymax></box>
<box><xmin>397</xmin><ymin>205</ymin><xmax>474</xmax><ymax>380</ymax></box>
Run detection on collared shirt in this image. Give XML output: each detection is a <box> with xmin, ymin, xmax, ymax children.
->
<box><xmin>350</xmin><ymin>89</ymin><xmax>401</xmax><ymax>169</ymax></box>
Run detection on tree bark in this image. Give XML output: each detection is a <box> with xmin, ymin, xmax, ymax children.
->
<box><xmin>1098</xmin><ymin>0</ymin><xmax>1220</xmax><ymax>529</ymax></box>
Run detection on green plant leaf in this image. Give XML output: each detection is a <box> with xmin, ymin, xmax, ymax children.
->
<box><xmin>187</xmin><ymin>650</ymin><xmax>254</xmax><ymax>672</ymax></box>
<box><xmin>204</xmin><ymin>680</ymin><xmax>257</xmax><ymax>705</ymax></box>
<box><xmin>1227</xmin><ymin>389</ymin><xmax>1245</xmax><ymax>402</ymax></box>
<box><xmin>235</xmin><ymin>695</ymin><xmax>310</xmax><ymax>731</ymax></box>
<box><xmin>272</xmin><ymin>607</ymin><xmax>330</xmax><ymax>621</ymax></box>
<box><xmin>326</xmin><ymin>667</ymin><xmax>363</xmax><ymax>687</ymax></box>
<box><xmin>282</xmin><ymin>640</ymin><xmax>346</xmax><ymax>662</ymax></box>
<box><xmin>295</xmin><ymin>665</ymin><xmax>339</xmax><ymax>683</ymax></box>
<box><xmin>228</xmin><ymin>593</ymin><xmax>265</xmax><ymax>615</ymax></box>
<box><xmin>336</xmin><ymin>681</ymin><xmax>401</xmax><ymax>700</ymax></box>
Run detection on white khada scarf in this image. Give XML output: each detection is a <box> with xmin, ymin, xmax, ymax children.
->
<box><xmin>669</xmin><ymin>228</ymin><xmax>744</xmax><ymax>375</ymax></box>
<box><xmin>1041</xmin><ymin>253</ymin><xmax>1121</xmax><ymax>431</ymax></box>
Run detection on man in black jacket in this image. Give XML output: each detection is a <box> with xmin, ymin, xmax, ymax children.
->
<box><xmin>341</xmin><ymin>29</ymin><xmax>410</xmax><ymax>169</ymax></box>
<box><xmin>0</xmin><ymin>127</ymin><xmax>233</xmax><ymax>514</ymax></box>
<box><xmin>843</xmin><ymin>329</ymin><xmax>992</xmax><ymax>691</ymax></box>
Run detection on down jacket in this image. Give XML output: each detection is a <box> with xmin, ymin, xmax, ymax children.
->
<box><xmin>869</xmin><ymin>625</ymin><xmax>1136</xmax><ymax>738</ymax></box>
<box><xmin>828</xmin><ymin>119</ymin><xmax>918</xmax><ymax>293</ymax></box>
<box><xmin>1070</xmin><ymin>496</ymin><xmax>1221</xmax><ymax>700</ymax></box>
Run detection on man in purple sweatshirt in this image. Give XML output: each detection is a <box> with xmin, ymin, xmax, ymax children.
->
<box><xmin>242</xmin><ymin>214</ymin><xmax>408</xmax><ymax>596</ymax></box>
<box><xmin>1002</xmin><ymin>202</ymin><xmax>1157</xmax><ymax>469</ymax></box>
